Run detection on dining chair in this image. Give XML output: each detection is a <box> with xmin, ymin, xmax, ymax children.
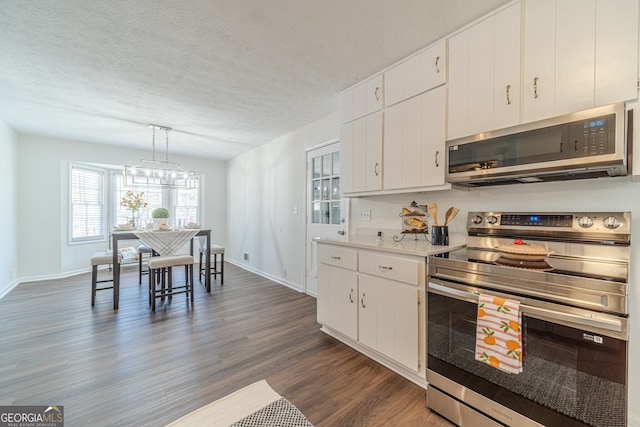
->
<box><xmin>148</xmin><ymin>255</ymin><xmax>194</xmax><ymax>311</ymax></box>
<box><xmin>199</xmin><ymin>243</ymin><xmax>225</xmax><ymax>285</ymax></box>
<box><xmin>91</xmin><ymin>251</ymin><xmax>122</xmax><ymax>307</ymax></box>
<box><xmin>137</xmin><ymin>243</ymin><xmax>158</xmax><ymax>285</ymax></box>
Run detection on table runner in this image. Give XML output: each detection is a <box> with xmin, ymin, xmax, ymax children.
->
<box><xmin>133</xmin><ymin>229</ymin><xmax>200</xmax><ymax>256</ymax></box>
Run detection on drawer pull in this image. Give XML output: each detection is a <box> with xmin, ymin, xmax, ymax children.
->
<box><xmin>331</xmin><ymin>255</ymin><xmax>341</xmax><ymax>260</ymax></box>
<box><xmin>379</xmin><ymin>264</ymin><xmax>393</xmax><ymax>271</ymax></box>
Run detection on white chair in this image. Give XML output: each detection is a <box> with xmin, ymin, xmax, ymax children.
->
<box><xmin>91</xmin><ymin>251</ymin><xmax>122</xmax><ymax>308</ymax></box>
<box><xmin>199</xmin><ymin>244</ymin><xmax>225</xmax><ymax>285</ymax></box>
<box><xmin>148</xmin><ymin>255</ymin><xmax>194</xmax><ymax>311</ymax></box>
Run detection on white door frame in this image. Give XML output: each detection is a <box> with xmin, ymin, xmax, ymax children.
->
<box><xmin>304</xmin><ymin>139</ymin><xmax>349</xmax><ymax>296</ymax></box>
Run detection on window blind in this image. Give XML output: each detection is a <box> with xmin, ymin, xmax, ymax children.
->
<box><xmin>71</xmin><ymin>165</ymin><xmax>104</xmax><ymax>243</ymax></box>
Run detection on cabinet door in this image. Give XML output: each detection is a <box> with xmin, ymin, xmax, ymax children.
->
<box><xmin>383</xmin><ymin>102</ymin><xmax>403</xmax><ymax>190</ymax></box>
<box><xmin>353</xmin><ymin>82</ymin><xmax>367</xmax><ymax>120</ymax></box>
<box><xmin>393</xmin><ymin>281</ymin><xmax>419</xmax><ymax>371</ymax></box>
<box><xmin>401</xmin><ymin>95</ymin><xmax>423</xmax><ymax>188</ymax></box>
<box><xmin>339</xmin><ymin>269</ymin><xmax>358</xmax><ymax>340</ymax></box>
<box><xmin>358</xmin><ymin>275</ymin><xmax>377</xmax><ymax>350</ymax></box>
<box><xmin>421</xmin><ymin>86</ymin><xmax>446</xmax><ymax>186</ymax></box>
<box><xmin>352</xmin><ymin>118</ymin><xmax>367</xmax><ymax>192</ymax></box>
<box><xmin>384</xmin><ymin>63</ymin><xmax>404</xmax><ymax>108</ymax></box>
<box><xmin>422</xmin><ymin>40</ymin><xmax>446</xmax><ymax>91</ymax></box>
<box><xmin>317</xmin><ymin>263</ymin><xmax>330</xmax><ymax>325</ymax></box>
<box><xmin>318</xmin><ymin>263</ymin><xmax>358</xmax><ymax>340</ymax></box>
<box><xmin>555</xmin><ymin>0</ymin><xmax>595</xmax><ymax>116</ymax></box>
<box><xmin>493</xmin><ymin>3</ymin><xmax>521</xmax><ymax>130</ymax></box>
<box><xmin>365</xmin><ymin>111</ymin><xmax>383</xmax><ymax>191</ymax></box>
<box><xmin>366</xmin><ymin>74</ymin><xmax>384</xmax><ymax>115</ymax></box>
<box><xmin>340</xmin><ymin>89</ymin><xmax>354</xmax><ymax>124</ymax></box>
<box><xmin>523</xmin><ymin>0</ymin><xmax>557</xmax><ymax>122</ymax></box>
<box><xmin>595</xmin><ymin>0</ymin><xmax>639</xmax><ymax>106</ymax></box>
<box><xmin>340</xmin><ymin>122</ymin><xmax>354</xmax><ymax>194</ymax></box>
<box><xmin>467</xmin><ymin>17</ymin><xmax>495</xmax><ymax>136</ymax></box>
<box><xmin>447</xmin><ymin>29</ymin><xmax>470</xmax><ymax>140</ymax></box>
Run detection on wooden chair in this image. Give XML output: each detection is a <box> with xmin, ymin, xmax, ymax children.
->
<box><xmin>91</xmin><ymin>251</ymin><xmax>122</xmax><ymax>307</ymax></box>
<box><xmin>199</xmin><ymin>244</ymin><xmax>225</xmax><ymax>285</ymax></box>
<box><xmin>148</xmin><ymin>255</ymin><xmax>194</xmax><ymax>311</ymax></box>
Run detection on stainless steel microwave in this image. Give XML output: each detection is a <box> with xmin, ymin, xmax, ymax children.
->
<box><xmin>446</xmin><ymin>103</ymin><xmax>629</xmax><ymax>186</ymax></box>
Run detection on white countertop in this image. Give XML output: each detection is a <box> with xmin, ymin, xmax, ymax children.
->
<box><xmin>315</xmin><ymin>234</ymin><xmax>466</xmax><ymax>257</ymax></box>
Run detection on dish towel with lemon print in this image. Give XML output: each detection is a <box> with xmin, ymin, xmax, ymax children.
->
<box><xmin>475</xmin><ymin>294</ymin><xmax>523</xmax><ymax>374</ymax></box>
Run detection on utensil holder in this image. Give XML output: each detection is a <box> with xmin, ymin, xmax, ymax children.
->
<box><xmin>431</xmin><ymin>226</ymin><xmax>449</xmax><ymax>246</ymax></box>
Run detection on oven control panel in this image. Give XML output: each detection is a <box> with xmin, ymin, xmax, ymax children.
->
<box><xmin>468</xmin><ymin>211</ymin><xmax>630</xmax><ymax>241</ymax></box>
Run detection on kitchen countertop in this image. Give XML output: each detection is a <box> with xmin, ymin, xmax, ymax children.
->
<box><xmin>315</xmin><ymin>234</ymin><xmax>466</xmax><ymax>257</ymax></box>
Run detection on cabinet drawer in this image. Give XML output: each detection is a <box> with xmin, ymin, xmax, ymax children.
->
<box><xmin>359</xmin><ymin>251</ymin><xmax>423</xmax><ymax>285</ymax></box>
<box><xmin>318</xmin><ymin>244</ymin><xmax>358</xmax><ymax>271</ymax></box>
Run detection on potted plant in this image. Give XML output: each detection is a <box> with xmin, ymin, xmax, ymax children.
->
<box><xmin>151</xmin><ymin>207</ymin><xmax>170</xmax><ymax>229</ymax></box>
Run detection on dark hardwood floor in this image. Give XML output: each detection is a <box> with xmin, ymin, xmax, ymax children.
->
<box><xmin>0</xmin><ymin>262</ymin><xmax>454</xmax><ymax>426</ymax></box>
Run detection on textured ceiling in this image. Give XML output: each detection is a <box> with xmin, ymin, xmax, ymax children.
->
<box><xmin>0</xmin><ymin>0</ymin><xmax>509</xmax><ymax>160</ymax></box>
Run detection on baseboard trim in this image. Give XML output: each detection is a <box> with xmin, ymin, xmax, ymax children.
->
<box><xmin>225</xmin><ymin>258</ymin><xmax>303</xmax><ymax>293</ymax></box>
<box><xmin>0</xmin><ymin>279</ymin><xmax>19</xmax><ymax>300</ymax></box>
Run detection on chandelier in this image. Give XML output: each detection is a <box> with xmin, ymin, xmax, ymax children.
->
<box><xmin>123</xmin><ymin>124</ymin><xmax>197</xmax><ymax>189</ymax></box>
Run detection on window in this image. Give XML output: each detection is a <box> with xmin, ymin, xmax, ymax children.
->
<box><xmin>68</xmin><ymin>163</ymin><xmax>202</xmax><ymax>245</ymax></box>
<box><xmin>70</xmin><ymin>164</ymin><xmax>105</xmax><ymax>243</ymax></box>
<box><xmin>311</xmin><ymin>151</ymin><xmax>340</xmax><ymax>224</ymax></box>
<box><xmin>112</xmin><ymin>171</ymin><xmax>200</xmax><ymax>228</ymax></box>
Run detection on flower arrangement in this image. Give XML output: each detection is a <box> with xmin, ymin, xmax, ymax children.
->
<box><xmin>120</xmin><ymin>190</ymin><xmax>148</xmax><ymax>212</ymax></box>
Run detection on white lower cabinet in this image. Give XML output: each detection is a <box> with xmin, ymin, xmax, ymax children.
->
<box><xmin>317</xmin><ymin>243</ymin><xmax>425</xmax><ymax>385</ymax></box>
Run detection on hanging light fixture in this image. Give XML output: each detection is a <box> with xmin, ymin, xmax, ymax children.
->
<box><xmin>123</xmin><ymin>124</ymin><xmax>197</xmax><ymax>189</ymax></box>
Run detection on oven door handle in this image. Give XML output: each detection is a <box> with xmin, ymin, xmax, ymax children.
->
<box><xmin>428</xmin><ymin>281</ymin><xmax>624</xmax><ymax>334</ymax></box>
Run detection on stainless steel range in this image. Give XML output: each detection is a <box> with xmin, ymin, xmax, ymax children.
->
<box><xmin>427</xmin><ymin>212</ymin><xmax>630</xmax><ymax>427</ymax></box>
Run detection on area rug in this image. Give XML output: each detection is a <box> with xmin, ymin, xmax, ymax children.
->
<box><xmin>166</xmin><ymin>380</ymin><xmax>313</xmax><ymax>427</ymax></box>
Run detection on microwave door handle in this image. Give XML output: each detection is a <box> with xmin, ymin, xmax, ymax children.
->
<box><xmin>428</xmin><ymin>281</ymin><xmax>624</xmax><ymax>335</ymax></box>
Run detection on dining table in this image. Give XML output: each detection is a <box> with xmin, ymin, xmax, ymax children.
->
<box><xmin>111</xmin><ymin>228</ymin><xmax>211</xmax><ymax>309</ymax></box>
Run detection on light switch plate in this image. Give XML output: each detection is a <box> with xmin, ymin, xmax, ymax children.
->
<box><xmin>360</xmin><ymin>209</ymin><xmax>371</xmax><ymax>221</ymax></box>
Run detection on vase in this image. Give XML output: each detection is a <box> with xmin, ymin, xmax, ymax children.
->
<box><xmin>152</xmin><ymin>218</ymin><xmax>169</xmax><ymax>230</ymax></box>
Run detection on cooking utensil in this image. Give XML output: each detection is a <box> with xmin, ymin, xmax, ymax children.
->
<box><xmin>444</xmin><ymin>207</ymin><xmax>460</xmax><ymax>226</ymax></box>
<box><xmin>428</xmin><ymin>203</ymin><xmax>439</xmax><ymax>225</ymax></box>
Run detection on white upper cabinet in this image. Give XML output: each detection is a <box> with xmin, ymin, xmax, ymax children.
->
<box><xmin>594</xmin><ymin>0</ymin><xmax>639</xmax><ymax>106</ymax></box>
<box><xmin>340</xmin><ymin>90</ymin><xmax>354</xmax><ymax>125</ymax></box>
<box><xmin>346</xmin><ymin>73</ymin><xmax>384</xmax><ymax>123</ymax></box>
<box><xmin>384</xmin><ymin>40</ymin><xmax>446</xmax><ymax>108</ymax></box>
<box><xmin>384</xmin><ymin>86</ymin><xmax>446</xmax><ymax>190</ymax></box>
<box><xmin>524</xmin><ymin>0</ymin><xmax>639</xmax><ymax>122</ymax></box>
<box><xmin>365</xmin><ymin>74</ymin><xmax>384</xmax><ymax>116</ymax></box>
<box><xmin>554</xmin><ymin>0</ymin><xmax>596</xmax><ymax>116</ymax></box>
<box><xmin>447</xmin><ymin>3</ymin><xmax>521</xmax><ymax>140</ymax></box>
<box><xmin>493</xmin><ymin>2</ymin><xmax>521</xmax><ymax>130</ymax></box>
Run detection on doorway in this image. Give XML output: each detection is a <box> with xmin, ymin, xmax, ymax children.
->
<box><xmin>304</xmin><ymin>140</ymin><xmax>349</xmax><ymax>296</ymax></box>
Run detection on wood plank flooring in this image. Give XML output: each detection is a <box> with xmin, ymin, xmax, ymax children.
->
<box><xmin>0</xmin><ymin>263</ymin><xmax>454</xmax><ymax>426</ymax></box>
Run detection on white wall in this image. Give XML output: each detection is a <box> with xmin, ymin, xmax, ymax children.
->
<box><xmin>16</xmin><ymin>134</ymin><xmax>226</xmax><ymax>281</ymax></box>
<box><xmin>0</xmin><ymin>120</ymin><xmax>18</xmax><ymax>297</ymax></box>
<box><xmin>226</xmin><ymin>112</ymin><xmax>340</xmax><ymax>290</ymax></box>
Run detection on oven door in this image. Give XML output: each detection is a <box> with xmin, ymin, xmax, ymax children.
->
<box><xmin>427</xmin><ymin>279</ymin><xmax>628</xmax><ymax>427</ymax></box>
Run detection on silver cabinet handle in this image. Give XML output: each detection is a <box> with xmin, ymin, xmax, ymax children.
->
<box><xmin>506</xmin><ymin>84</ymin><xmax>511</xmax><ymax>105</ymax></box>
<box><xmin>533</xmin><ymin>77</ymin><xmax>539</xmax><ymax>99</ymax></box>
<box><xmin>435</xmin><ymin>150</ymin><xmax>440</xmax><ymax>167</ymax></box>
<box><xmin>435</xmin><ymin>56</ymin><xmax>440</xmax><ymax>73</ymax></box>
<box><xmin>379</xmin><ymin>264</ymin><xmax>393</xmax><ymax>271</ymax></box>
<box><xmin>361</xmin><ymin>292</ymin><xmax>366</xmax><ymax>308</ymax></box>
<box><xmin>337</xmin><ymin>229</ymin><xmax>345</xmax><ymax>235</ymax></box>
<box><xmin>349</xmin><ymin>288</ymin><xmax>354</xmax><ymax>303</ymax></box>
<box><xmin>374</xmin><ymin>162</ymin><xmax>379</xmax><ymax>176</ymax></box>
<box><xmin>375</xmin><ymin>86</ymin><xmax>381</xmax><ymax>101</ymax></box>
